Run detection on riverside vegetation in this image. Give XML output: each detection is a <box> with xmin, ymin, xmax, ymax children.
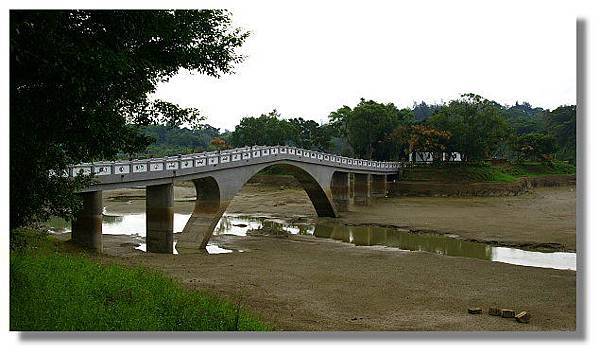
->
<box><xmin>10</xmin><ymin>229</ymin><xmax>270</xmax><ymax>331</ymax></box>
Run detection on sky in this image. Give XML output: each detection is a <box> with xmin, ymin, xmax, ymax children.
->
<box><xmin>152</xmin><ymin>1</ymin><xmax>576</xmax><ymax>131</ymax></box>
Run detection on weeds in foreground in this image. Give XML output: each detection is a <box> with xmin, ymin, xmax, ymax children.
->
<box><xmin>10</xmin><ymin>229</ymin><xmax>270</xmax><ymax>331</ymax></box>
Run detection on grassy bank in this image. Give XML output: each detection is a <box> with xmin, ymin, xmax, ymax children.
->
<box><xmin>401</xmin><ymin>161</ymin><xmax>576</xmax><ymax>183</ymax></box>
<box><xmin>10</xmin><ymin>229</ymin><xmax>270</xmax><ymax>331</ymax></box>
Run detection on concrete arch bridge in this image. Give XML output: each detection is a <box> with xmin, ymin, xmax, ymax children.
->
<box><xmin>69</xmin><ymin>145</ymin><xmax>402</xmax><ymax>253</ymax></box>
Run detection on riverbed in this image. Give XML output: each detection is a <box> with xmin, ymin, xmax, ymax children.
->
<box><xmin>84</xmin><ymin>180</ymin><xmax>576</xmax><ymax>330</ymax></box>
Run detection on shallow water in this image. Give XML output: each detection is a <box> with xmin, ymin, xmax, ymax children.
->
<box><xmin>216</xmin><ymin>214</ymin><xmax>576</xmax><ymax>271</ymax></box>
<box><xmin>57</xmin><ymin>211</ymin><xmax>576</xmax><ymax>270</ymax></box>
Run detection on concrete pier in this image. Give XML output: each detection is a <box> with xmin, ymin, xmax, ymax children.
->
<box><xmin>331</xmin><ymin>172</ymin><xmax>351</xmax><ymax>212</ymax></box>
<box><xmin>371</xmin><ymin>174</ymin><xmax>387</xmax><ymax>198</ymax></box>
<box><xmin>353</xmin><ymin>173</ymin><xmax>371</xmax><ymax>206</ymax></box>
<box><xmin>178</xmin><ymin>177</ymin><xmax>227</xmax><ymax>251</ymax></box>
<box><xmin>146</xmin><ymin>183</ymin><xmax>174</xmax><ymax>253</ymax></box>
<box><xmin>71</xmin><ymin>191</ymin><xmax>103</xmax><ymax>251</ymax></box>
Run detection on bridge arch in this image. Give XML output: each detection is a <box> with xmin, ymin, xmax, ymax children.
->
<box><xmin>177</xmin><ymin>161</ymin><xmax>338</xmax><ymax>251</ymax></box>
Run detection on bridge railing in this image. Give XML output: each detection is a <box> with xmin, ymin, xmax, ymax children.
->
<box><xmin>67</xmin><ymin>145</ymin><xmax>404</xmax><ymax>178</ymax></box>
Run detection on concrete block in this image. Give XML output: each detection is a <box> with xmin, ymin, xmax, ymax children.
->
<box><xmin>488</xmin><ymin>307</ymin><xmax>501</xmax><ymax>316</ymax></box>
<box><xmin>468</xmin><ymin>307</ymin><xmax>483</xmax><ymax>314</ymax></box>
<box><xmin>515</xmin><ymin>311</ymin><xmax>531</xmax><ymax>323</ymax></box>
<box><xmin>501</xmin><ymin>309</ymin><xmax>516</xmax><ymax>318</ymax></box>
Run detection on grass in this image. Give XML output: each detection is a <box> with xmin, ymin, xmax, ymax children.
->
<box><xmin>10</xmin><ymin>229</ymin><xmax>270</xmax><ymax>331</ymax></box>
<box><xmin>401</xmin><ymin>160</ymin><xmax>576</xmax><ymax>183</ymax></box>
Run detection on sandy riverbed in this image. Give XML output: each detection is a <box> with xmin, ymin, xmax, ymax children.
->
<box><xmin>92</xmin><ymin>181</ymin><xmax>576</xmax><ymax>331</ymax></box>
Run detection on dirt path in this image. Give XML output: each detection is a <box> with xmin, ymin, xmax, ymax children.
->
<box><xmin>98</xmin><ymin>182</ymin><xmax>577</xmax><ymax>331</ymax></box>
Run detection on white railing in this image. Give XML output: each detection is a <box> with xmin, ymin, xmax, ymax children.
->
<box><xmin>68</xmin><ymin>145</ymin><xmax>403</xmax><ymax>178</ymax></box>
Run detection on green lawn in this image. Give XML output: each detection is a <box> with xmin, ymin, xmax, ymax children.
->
<box><xmin>10</xmin><ymin>229</ymin><xmax>270</xmax><ymax>331</ymax></box>
<box><xmin>401</xmin><ymin>160</ymin><xmax>576</xmax><ymax>183</ymax></box>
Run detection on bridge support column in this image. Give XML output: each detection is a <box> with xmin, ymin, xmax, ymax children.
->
<box><xmin>331</xmin><ymin>172</ymin><xmax>350</xmax><ymax>212</ymax></box>
<box><xmin>353</xmin><ymin>173</ymin><xmax>371</xmax><ymax>206</ymax></box>
<box><xmin>71</xmin><ymin>191</ymin><xmax>103</xmax><ymax>251</ymax></box>
<box><xmin>146</xmin><ymin>183</ymin><xmax>174</xmax><ymax>254</ymax></box>
<box><xmin>371</xmin><ymin>174</ymin><xmax>387</xmax><ymax>198</ymax></box>
<box><xmin>178</xmin><ymin>177</ymin><xmax>228</xmax><ymax>252</ymax></box>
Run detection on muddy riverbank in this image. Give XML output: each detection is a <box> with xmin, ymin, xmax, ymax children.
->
<box><xmin>83</xmin><ymin>180</ymin><xmax>577</xmax><ymax>331</ymax></box>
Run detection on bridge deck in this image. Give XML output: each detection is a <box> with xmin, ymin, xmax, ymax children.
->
<box><xmin>69</xmin><ymin>145</ymin><xmax>401</xmax><ymax>191</ymax></box>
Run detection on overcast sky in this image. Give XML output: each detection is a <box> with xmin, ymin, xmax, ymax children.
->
<box><xmin>152</xmin><ymin>2</ymin><xmax>576</xmax><ymax>131</ymax></box>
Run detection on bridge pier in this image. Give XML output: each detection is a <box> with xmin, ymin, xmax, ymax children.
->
<box><xmin>371</xmin><ymin>174</ymin><xmax>387</xmax><ymax>198</ymax></box>
<box><xmin>178</xmin><ymin>177</ymin><xmax>229</xmax><ymax>252</ymax></box>
<box><xmin>353</xmin><ymin>173</ymin><xmax>371</xmax><ymax>206</ymax></box>
<box><xmin>71</xmin><ymin>191</ymin><xmax>103</xmax><ymax>251</ymax></box>
<box><xmin>146</xmin><ymin>183</ymin><xmax>174</xmax><ymax>253</ymax></box>
<box><xmin>331</xmin><ymin>172</ymin><xmax>350</xmax><ymax>212</ymax></box>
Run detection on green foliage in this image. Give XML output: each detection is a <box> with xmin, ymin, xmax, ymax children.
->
<box><xmin>504</xmin><ymin>101</ymin><xmax>546</xmax><ymax>135</ymax></box>
<box><xmin>10</xmin><ymin>230</ymin><xmax>269</xmax><ymax>331</ymax></box>
<box><xmin>513</xmin><ymin>133</ymin><xmax>557</xmax><ymax>161</ymax></box>
<box><xmin>428</xmin><ymin>94</ymin><xmax>512</xmax><ymax>162</ymax></box>
<box><xmin>545</xmin><ymin>105</ymin><xmax>576</xmax><ymax>163</ymax></box>
<box><xmin>10</xmin><ymin>228</ymin><xmax>48</xmax><ymax>252</ymax></box>
<box><xmin>230</xmin><ymin>110</ymin><xmax>296</xmax><ymax>147</ymax></box>
<box><xmin>499</xmin><ymin>161</ymin><xmax>576</xmax><ymax>177</ymax></box>
<box><xmin>402</xmin><ymin>163</ymin><xmax>517</xmax><ymax>183</ymax></box>
<box><xmin>134</xmin><ymin>124</ymin><xmax>222</xmax><ymax>158</ymax></box>
<box><xmin>229</xmin><ymin>110</ymin><xmax>335</xmax><ymax>151</ymax></box>
<box><xmin>413</xmin><ymin>101</ymin><xmax>443</xmax><ymax>122</ymax></box>
<box><xmin>10</xmin><ymin>10</ymin><xmax>248</xmax><ymax>228</ymax></box>
<box><xmin>328</xmin><ymin>98</ymin><xmax>414</xmax><ymax>160</ymax></box>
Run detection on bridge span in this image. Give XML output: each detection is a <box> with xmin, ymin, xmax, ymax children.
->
<box><xmin>69</xmin><ymin>145</ymin><xmax>402</xmax><ymax>253</ymax></box>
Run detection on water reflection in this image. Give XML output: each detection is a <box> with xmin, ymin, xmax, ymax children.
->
<box><xmin>314</xmin><ymin>224</ymin><xmax>493</xmax><ymax>261</ymax></box>
<box><xmin>76</xmin><ymin>211</ymin><xmax>575</xmax><ymax>270</ymax></box>
<box><xmin>102</xmin><ymin>213</ymin><xmax>236</xmax><ymax>255</ymax></box>
<box><xmin>217</xmin><ymin>215</ymin><xmax>576</xmax><ymax>271</ymax></box>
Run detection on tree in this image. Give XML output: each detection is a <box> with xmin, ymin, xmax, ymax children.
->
<box><xmin>10</xmin><ymin>10</ymin><xmax>248</xmax><ymax>228</ymax></box>
<box><xmin>503</xmin><ymin>101</ymin><xmax>546</xmax><ymax>135</ymax></box>
<box><xmin>229</xmin><ymin>110</ymin><xmax>296</xmax><ymax>147</ymax></box>
<box><xmin>544</xmin><ymin>105</ymin><xmax>576</xmax><ymax>163</ymax></box>
<box><xmin>428</xmin><ymin>94</ymin><xmax>512</xmax><ymax>161</ymax></box>
<box><xmin>392</xmin><ymin>125</ymin><xmax>451</xmax><ymax>162</ymax></box>
<box><xmin>513</xmin><ymin>133</ymin><xmax>557</xmax><ymax>162</ymax></box>
<box><xmin>208</xmin><ymin>137</ymin><xmax>231</xmax><ymax>151</ymax></box>
<box><xmin>412</xmin><ymin>101</ymin><xmax>443</xmax><ymax>122</ymax></box>
<box><xmin>328</xmin><ymin>99</ymin><xmax>413</xmax><ymax>160</ymax></box>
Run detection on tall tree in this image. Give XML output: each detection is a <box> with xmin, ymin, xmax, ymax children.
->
<box><xmin>229</xmin><ymin>110</ymin><xmax>296</xmax><ymax>147</ymax></box>
<box><xmin>428</xmin><ymin>93</ymin><xmax>511</xmax><ymax>161</ymax></box>
<box><xmin>10</xmin><ymin>10</ymin><xmax>248</xmax><ymax>228</ymax></box>
<box><xmin>328</xmin><ymin>99</ymin><xmax>412</xmax><ymax>160</ymax></box>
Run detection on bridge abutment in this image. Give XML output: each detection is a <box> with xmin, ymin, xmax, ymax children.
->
<box><xmin>353</xmin><ymin>173</ymin><xmax>371</xmax><ymax>206</ymax></box>
<box><xmin>331</xmin><ymin>172</ymin><xmax>350</xmax><ymax>212</ymax></box>
<box><xmin>146</xmin><ymin>183</ymin><xmax>174</xmax><ymax>253</ymax></box>
<box><xmin>371</xmin><ymin>174</ymin><xmax>387</xmax><ymax>198</ymax></box>
<box><xmin>71</xmin><ymin>191</ymin><xmax>103</xmax><ymax>251</ymax></box>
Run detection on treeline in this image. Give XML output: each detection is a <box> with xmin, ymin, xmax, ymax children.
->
<box><xmin>138</xmin><ymin>93</ymin><xmax>576</xmax><ymax>164</ymax></box>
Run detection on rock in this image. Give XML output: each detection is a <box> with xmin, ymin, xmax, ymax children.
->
<box><xmin>501</xmin><ymin>309</ymin><xmax>516</xmax><ymax>318</ymax></box>
<box><xmin>515</xmin><ymin>311</ymin><xmax>531</xmax><ymax>323</ymax></box>
<box><xmin>468</xmin><ymin>307</ymin><xmax>483</xmax><ymax>314</ymax></box>
<box><xmin>488</xmin><ymin>307</ymin><xmax>501</xmax><ymax>316</ymax></box>
<box><xmin>232</xmin><ymin>223</ymin><xmax>248</xmax><ymax>228</ymax></box>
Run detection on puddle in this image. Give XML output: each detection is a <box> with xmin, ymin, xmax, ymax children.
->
<box><xmin>215</xmin><ymin>215</ymin><xmax>576</xmax><ymax>271</ymax></box>
<box><xmin>103</xmin><ymin>212</ymin><xmax>236</xmax><ymax>255</ymax></box>
<box><xmin>52</xmin><ymin>210</ymin><xmax>576</xmax><ymax>270</ymax></box>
